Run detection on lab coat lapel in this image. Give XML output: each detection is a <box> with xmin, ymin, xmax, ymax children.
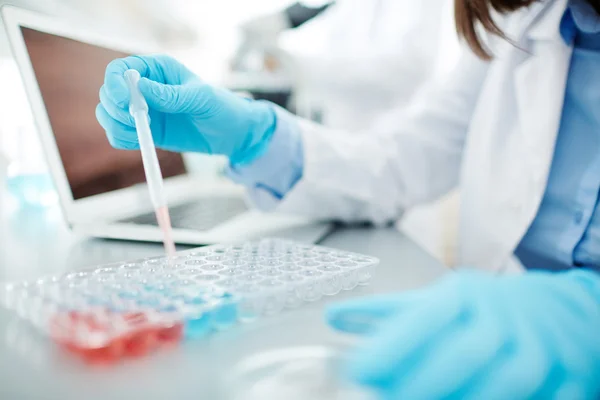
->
<box><xmin>514</xmin><ymin>0</ymin><xmax>572</xmax><ymax>168</ymax></box>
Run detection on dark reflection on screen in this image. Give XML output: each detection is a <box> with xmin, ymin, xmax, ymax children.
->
<box><xmin>21</xmin><ymin>27</ymin><xmax>186</xmax><ymax>200</ymax></box>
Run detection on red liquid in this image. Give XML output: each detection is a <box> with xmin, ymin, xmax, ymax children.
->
<box><xmin>51</xmin><ymin>311</ymin><xmax>184</xmax><ymax>362</ymax></box>
<box><xmin>51</xmin><ymin>310</ymin><xmax>123</xmax><ymax>364</ymax></box>
<box><xmin>123</xmin><ymin>329</ymin><xmax>159</xmax><ymax>357</ymax></box>
<box><xmin>156</xmin><ymin>322</ymin><xmax>184</xmax><ymax>345</ymax></box>
<box><xmin>121</xmin><ymin>312</ymin><xmax>159</xmax><ymax>357</ymax></box>
<box><xmin>64</xmin><ymin>338</ymin><xmax>125</xmax><ymax>365</ymax></box>
<box><xmin>155</xmin><ymin>206</ymin><xmax>176</xmax><ymax>257</ymax></box>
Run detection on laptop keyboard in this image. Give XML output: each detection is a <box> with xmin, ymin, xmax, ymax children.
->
<box><xmin>121</xmin><ymin>196</ymin><xmax>248</xmax><ymax>231</ymax></box>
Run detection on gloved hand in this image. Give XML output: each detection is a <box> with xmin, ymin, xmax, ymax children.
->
<box><xmin>326</xmin><ymin>269</ymin><xmax>600</xmax><ymax>400</ymax></box>
<box><xmin>96</xmin><ymin>55</ymin><xmax>277</xmax><ymax>165</ymax></box>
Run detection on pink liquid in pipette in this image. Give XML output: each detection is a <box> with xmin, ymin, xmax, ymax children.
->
<box><xmin>155</xmin><ymin>205</ymin><xmax>176</xmax><ymax>257</ymax></box>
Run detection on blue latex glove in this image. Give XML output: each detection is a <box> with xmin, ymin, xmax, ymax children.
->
<box><xmin>327</xmin><ymin>269</ymin><xmax>600</xmax><ymax>400</ymax></box>
<box><xmin>96</xmin><ymin>55</ymin><xmax>277</xmax><ymax>165</ymax></box>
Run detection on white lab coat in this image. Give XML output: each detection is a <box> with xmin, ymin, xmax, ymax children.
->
<box><xmin>280</xmin><ymin>0</ymin><xmax>450</xmax><ymax>130</ymax></box>
<box><xmin>274</xmin><ymin>0</ymin><xmax>571</xmax><ymax>273</ymax></box>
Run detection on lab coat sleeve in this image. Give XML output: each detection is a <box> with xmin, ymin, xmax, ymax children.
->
<box><xmin>274</xmin><ymin>50</ymin><xmax>490</xmax><ymax>224</ymax></box>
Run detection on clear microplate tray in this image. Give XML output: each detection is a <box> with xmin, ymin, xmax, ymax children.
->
<box><xmin>0</xmin><ymin>239</ymin><xmax>379</xmax><ymax>363</ymax></box>
<box><xmin>227</xmin><ymin>346</ymin><xmax>376</xmax><ymax>400</ymax></box>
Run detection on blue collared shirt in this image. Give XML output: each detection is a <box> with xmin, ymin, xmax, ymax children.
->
<box><xmin>230</xmin><ymin>1</ymin><xmax>600</xmax><ymax>272</ymax></box>
<box><xmin>227</xmin><ymin>105</ymin><xmax>303</xmax><ymax>208</ymax></box>
<box><xmin>516</xmin><ymin>0</ymin><xmax>600</xmax><ymax>272</ymax></box>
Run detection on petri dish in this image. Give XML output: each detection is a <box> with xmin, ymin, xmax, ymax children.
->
<box><xmin>227</xmin><ymin>346</ymin><xmax>374</xmax><ymax>400</ymax></box>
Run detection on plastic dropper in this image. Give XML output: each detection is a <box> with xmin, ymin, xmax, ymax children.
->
<box><xmin>123</xmin><ymin>69</ymin><xmax>176</xmax><ymax>257</ymax></box>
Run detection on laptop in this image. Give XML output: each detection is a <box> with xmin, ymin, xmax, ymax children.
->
<box><xmin>2</xmin><ymin>6</ymin><xmax>331</xmax><ymax>245</ymax></box>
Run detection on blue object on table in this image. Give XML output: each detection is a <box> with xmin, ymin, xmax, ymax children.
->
<box><xmin>182</xmin><ymin>293</ymin><xmax>238</xmax><ymax>338</ymax></box>
<box><xmin>185</xmin><ymin>313</ymin><xmax>213</xmax><ymax>340</ymax></box>
<box><xmin>211</xmin><ymin>293</ymin><xmax>238</xmax><ymax>331</ymax></box>
<box><xmin>6</xmin><ymin>173</ymin><xmax>57</xmax><ymax>208</ymax></box>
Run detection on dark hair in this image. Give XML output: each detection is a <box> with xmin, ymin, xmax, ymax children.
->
<box><xmin>454</xmin><ymin>0</ymin><xmax>537</xmax><ymax>59</ymax></box>
<box><xmin>457</xmin><ymin>0</ymin><xmax>600</xmax><ymax>59</ymax></box>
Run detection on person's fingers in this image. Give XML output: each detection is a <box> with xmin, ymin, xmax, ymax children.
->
<box><xmin>138</xmin><ymin>78</ymin><xmax>204</xmax><ymax>114</ymax></box>
<box><xmin>95</xmin><ymin>103</ymin><xmax>139</xmax><ymax>150</ymax></box>
<box><xmin>460</xmin><ymin>314</ymin><xmax>551</xmax><ymax>400</ymax></box>
<box><xmin>388</xmin><ymin>300</ymin><xmax>507</xmax><ymax>399</ymax></box>
<box><xmin>104</xmin><ymin>56</ymin><xmax>151</xmax><ymax>108</ymax></box>
<box><xmin>99</xmin><ymin>85</ymin><xmax>134</xmax><ymax>127</ymax></box>
<box><xmin>326</xmin><ymin>292</ymin><xmax>424</xmax><ymax>335</ymax></box>
<box><xmin>345</xmin><ymin>280</ymin><xmax>463</xmax><ymax>387</ymax></box>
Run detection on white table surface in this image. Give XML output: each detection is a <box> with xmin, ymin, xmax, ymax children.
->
<box><xmin>0</xmin><ymin>200</ymin><xmax>447</xmax><ymax>400</ymax></box>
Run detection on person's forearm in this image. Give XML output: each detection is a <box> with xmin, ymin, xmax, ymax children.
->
<box><xmin>225</xmin><ymin>102</ymin><xmax>458</xmax><ymax>224</ymax></box>
<box><xmin>227</xmin><ymin>50</ymin><xmax>490</xmax><ymax>224</ymax></box>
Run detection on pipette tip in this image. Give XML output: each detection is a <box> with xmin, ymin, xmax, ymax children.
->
<box><xmin>155</xmin><ymin>206</ymin><xmax>176</xmax><ymax>258</ymax></box>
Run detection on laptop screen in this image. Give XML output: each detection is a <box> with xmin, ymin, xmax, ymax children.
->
<box><xmin>20</xmin><ymin>27</ymin><xmax>187</xmax><ymax>200</ymax></box>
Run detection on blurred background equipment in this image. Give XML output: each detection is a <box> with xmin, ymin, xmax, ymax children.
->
<box><xmin>0</xmin><ymin>0</ymin><xmax>198</xmax><ymax>210</ymax></box>
<box><xmin>0</xmin><ymin>0</ymin><xmax>197</xmax><ymax>57</ymax></box>
<box><xmin>230</xmin><ymin>0</ymin><xmax>457</xmax><ymax>128</ymax></box>
<box><xmin>229</xmin><ymin>1</ymin><xmax>334</xmax><ymax>110</ymax></box>
<box><xmin>231</xmin><ymin>1</ymin><xmax>334</xmax><ymax>72</ymax></box>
